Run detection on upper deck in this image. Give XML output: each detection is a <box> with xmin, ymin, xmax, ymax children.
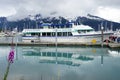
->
<box><xmin>22</xmin><ymin>24</ymin><xmax>94</xmax><ymax>34</ymax></box>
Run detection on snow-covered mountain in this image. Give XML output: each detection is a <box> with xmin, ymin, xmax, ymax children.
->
<box><xmin>0</xmin><ymin>14</ymin><xmax>120</xmax><ymax>31</ymax></box>
<box><xmin>86</xmin><ymin>14</ymin><xmax>105</xmax><ymax>21</ymax></box>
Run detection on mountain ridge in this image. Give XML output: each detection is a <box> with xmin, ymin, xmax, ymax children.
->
<box><xmin>0</xmin><ymin>14</ymin><xmax>120</xmax><ymax>31</ymax></box>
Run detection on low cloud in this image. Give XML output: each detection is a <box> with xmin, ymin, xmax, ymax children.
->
<box><xmin>0</xmin><ymin>0</ymin><xmax>120</xmax><ymax>22</ymax></box>
<box><xmin>94</xmin><ymin>7</ymin><xmax>120</xmax><ymax>22</ymax></box>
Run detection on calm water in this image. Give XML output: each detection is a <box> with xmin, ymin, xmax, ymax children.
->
<box><xmin>0</xmin><ymin>46</ymin><xmax>120</xmax><ymax>80</ymax></box>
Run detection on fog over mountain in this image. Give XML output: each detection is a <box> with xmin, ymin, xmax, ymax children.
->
<box><xmin>0</xmin><ymin>0</ymin><xmax>120</xmax><ymax>22</ymax></box>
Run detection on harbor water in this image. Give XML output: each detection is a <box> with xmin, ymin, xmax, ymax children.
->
<box><xmin>0</xmin><ymin>46</ymin><xmax>120</xmax><ymax>80</ymax></box>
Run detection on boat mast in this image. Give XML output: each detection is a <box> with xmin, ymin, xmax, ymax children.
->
<box><xmin>101</xmin><ymin>23</ymin><xmax>104</xmax><ymax>47</ymax></box>
<box><xmin>110</xmin><ymin>22</ymin><xmax>113</xmax><ymax>31</ymax></box>
<box><xmin>105</xmin><ymin>21</ymin><xmax>107</xmax><ymax>31</ymax></box>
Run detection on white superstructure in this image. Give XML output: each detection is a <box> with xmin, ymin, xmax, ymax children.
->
<box><xmin>22</xmin><ymin>24</ymin><xmax>113</xmax><ymax>43</ymax></box>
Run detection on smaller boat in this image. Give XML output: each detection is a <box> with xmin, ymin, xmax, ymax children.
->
<box><xmin>0</xmin><ymin>32</ymin><xmax>7</xmax><ymax>37</ymax></box>
<box><xmin>109</xmin><ymin>29</ymin><xmax>120</xmax><ymax>43</ymax></box>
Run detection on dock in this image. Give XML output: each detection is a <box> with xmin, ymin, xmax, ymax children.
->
<box><xmin>108</xmin><ymin>43</ymin><xmax>120</xmax><ymax>48</ymax></box>
<box><xmin>0</xmin><ymin>42</ymin><xmax>119</xmax><ymax>48</ymax></box>
<box><xmin>0</xmin><ymin>42</ymin><xmax>101</xmax><ymax>46</ymax></box>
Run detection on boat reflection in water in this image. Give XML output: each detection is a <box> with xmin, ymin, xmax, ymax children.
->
<box><xmin>108</xmin><ymin>48</ymin><xmax>120</xmax><ymax>57</ymax></box>
<box><xmin>22</xmin><ymin>47</ymin><xmax>109</xmax><ymax>66</ymax></box>
<box><xmin>1</xmin><ymin>46</ymin><xmax>120</xmax><ymax>80</ymax></box>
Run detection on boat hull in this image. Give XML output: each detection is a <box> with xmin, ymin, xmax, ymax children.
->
<box><xmin>22</xmin><ymin>34</ymin><xmax>111</xmax><ymax>43</ymax></box>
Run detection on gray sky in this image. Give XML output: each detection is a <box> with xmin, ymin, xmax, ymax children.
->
<box><xmin>0</xmin><ymin>0</ymin><xmax>120</xmax><ymax>22</ymax></box>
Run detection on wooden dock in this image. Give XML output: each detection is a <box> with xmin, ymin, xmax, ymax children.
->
<box><xmin>0</xmin><ymin>42</ymin><xmax>119</xmax><ymax>48</ymax></box>
<box><xmin>0</xmin><ymin>42</ymin><xmax>107</xmax><ymax>47</ymax></box>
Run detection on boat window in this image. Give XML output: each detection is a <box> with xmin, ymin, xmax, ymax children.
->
<box><xmin>82</xmin><ymin>30</ymin><xmax>86</xmax><ymax>33</ymax></box>
<box><xmin>38</xmin><ymin>33</ymin><xmax>41</xmax><ymax>36</ymax></box>
<box><xmin>42</xmin><ymin>33</ymin><xmax>46</xmax><ymax>36</ymax></box>
<box><xmin>47</xmin><ymin>33</ymin><xmax>51</xmax><ymax>36</ymax></box>
<box><xmin>63</xmin><ymin>32</ymin><xmax>67</xmax><ymax>36</ymax></box>
<box><xmin>31</xmin><ymin>33</ymin><xmax>40</xmax><ymax>36</ymax></box>
<box><xmin>68</xmin><ymin>32</ymin><xmax>72</xmax><ymax>36</ymax></box>
<box><xmin>52</xmin><ymin>32</ymin><xmax>55</xmax><ymax>36</ymax></box>
<box><xmin>86</xmin><ymin>30</ymin><xmax>92</xmax><ymax>32</ymax></box>
<box><xmin>78</xmin><ymin>30</ymin><xmax>86</xmax><ymax>33</ymax></box>
<box><xmin>57</xmin><ymin>32</ymin><xmax>62</xmax><ymax>36</ymax></box>
<box><xmin>31</xmin><ymin>33</ymin><xmax>35</xmax><ymax>36</ymax></box>
<box><xmin>78</xmin><ymin>30</ymin><xmax>81</xmax><ymax>33</ymax></box>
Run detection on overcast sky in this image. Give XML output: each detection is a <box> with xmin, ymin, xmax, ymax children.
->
<box><xmin>0</xmin><ymin>0</ymin><xmax>120</xmax><ymax>22</ymax></box>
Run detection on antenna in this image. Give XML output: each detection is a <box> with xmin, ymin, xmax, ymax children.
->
<box><xmin>36</xmin><ymin>21</ymin><xmax>38</xmax><ymax>29</ymax></box>
<box><xmin>105</xmin><ymin>21</ymin><xmax>107</xmax><ymax>31</ymax></box>
<box><xmin>110</xmin><ymin>22</ymin><xmax>113</xmax><ymax>31</ymax></box>
<box><xmin>101</xmin><ymin>22</ymin><xmax>104</xmax><ymax>30</ymax></box>
<box><xmin>3</xmin><ymin>18</ymin><xmax>7</xmax><ymax>33</ymax></box>
<box><xmin>98</xmin><ymin>24</ymin><xmax>100</xmax><ymax>31</ymax></box>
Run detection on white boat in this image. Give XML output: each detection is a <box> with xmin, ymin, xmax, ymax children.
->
<box><xmin>22</xmin><ymin>24</ymin><xmax>113</xmax><ymax>43</ymax></box>
<box><xmin>114</xmin><ymin>29</ymin><xmax>120</xmax><ymax>37</ymax></box>
<box><xmin>0</xmin><ymin>32</ymin><xmax>7</xmax><ymax>37</ymax></box>
<box><xmin>109</xmin><ymin>29</ymin><xmax>120</xmax><ymax>43</ymax></box>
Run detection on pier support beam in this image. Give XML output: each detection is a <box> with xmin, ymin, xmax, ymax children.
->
<box><xmin>101</xmin><ymin>26</ymin><xmax>104</xmax><ymax>47</ymax></box>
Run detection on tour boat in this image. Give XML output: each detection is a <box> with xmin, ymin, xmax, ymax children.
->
<box><xmin>22</xmin><ymin>24</ymin><xmax>113</xmax><ymax>43</ymax></box>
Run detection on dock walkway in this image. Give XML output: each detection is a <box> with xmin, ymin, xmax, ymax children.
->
<box><xmin>0</xmin><ymin>42</ymin><xmax>119</xmax><ymax>48</ymax></box>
